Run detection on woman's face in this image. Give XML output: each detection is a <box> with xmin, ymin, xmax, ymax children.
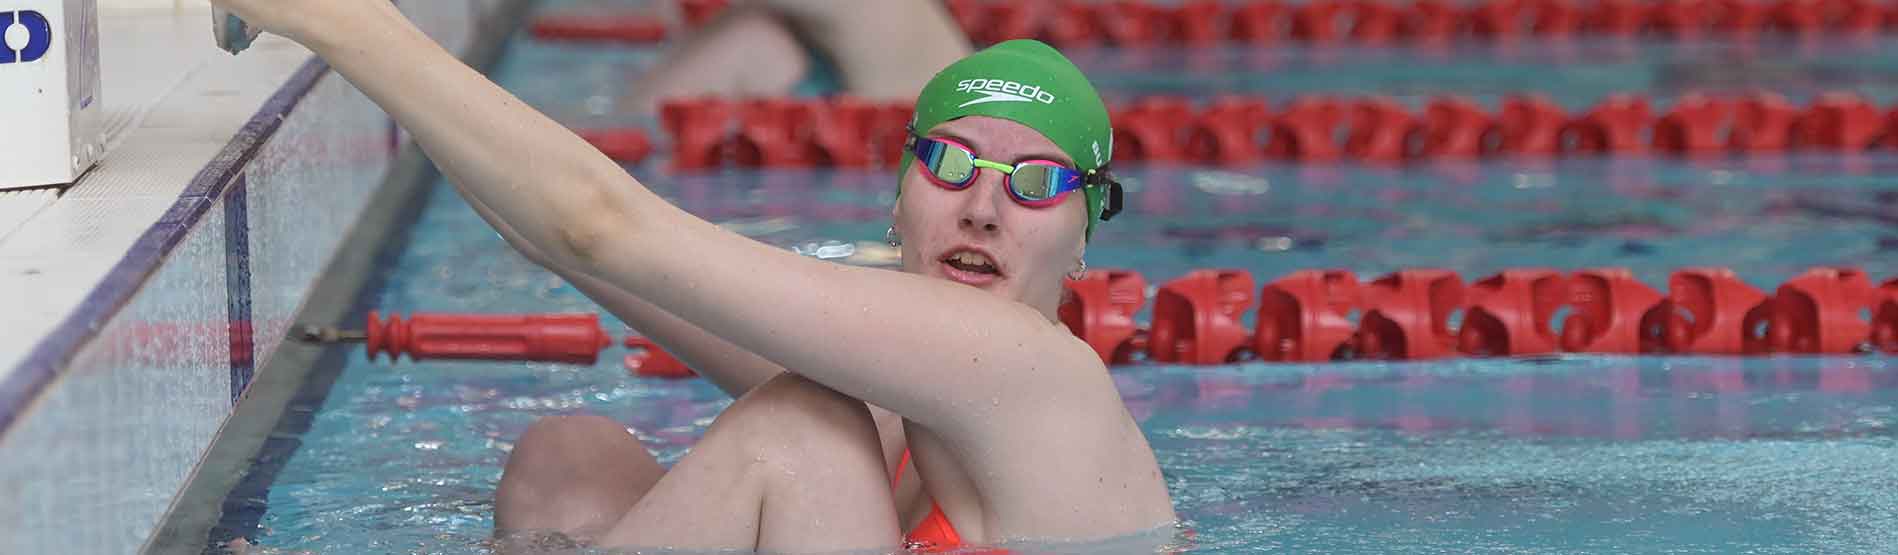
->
<box><xmin>892</xmin><ymin>116</ymin><xmax>1090</xmax><ymax>317</ymax></box>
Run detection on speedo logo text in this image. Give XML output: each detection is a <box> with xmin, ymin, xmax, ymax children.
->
<box><xmin>955</xmin><ymin>78</ymin><xmax>1057</xmax><ymax>108</ymax></box>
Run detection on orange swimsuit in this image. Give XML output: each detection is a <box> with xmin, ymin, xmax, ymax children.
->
<box><xmin>892</xmin><ymin>449</ymin><xmax>962</xmax><ymax>549</ymax></box>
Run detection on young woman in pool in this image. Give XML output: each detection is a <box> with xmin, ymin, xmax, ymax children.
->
<box><xmin>208</xmin><ymin>0</ymin><xmax>1175</xmax><ymax>551</ymax></box>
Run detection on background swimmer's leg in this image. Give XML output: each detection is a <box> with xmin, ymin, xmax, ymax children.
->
<box><xmin>621</xmin><ymin>4</ymin><xmax>810</xmax><ymax>114</ymax></box>
<box><xmin>493</xmin><ymin>415</ymin><xmax>663</xmax><ymax>545</ymax></box>
<box><xmin>595</xmin><ymin>373</ymin><xmax>902</xmax><ymax>552</ymax></box>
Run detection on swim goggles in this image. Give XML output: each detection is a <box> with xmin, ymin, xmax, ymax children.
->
<box><xmin>907</xmin><ymin>130</ymin><xmax>1123</xmax><ymax>221</ymax></box>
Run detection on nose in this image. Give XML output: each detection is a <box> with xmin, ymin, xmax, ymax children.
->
<box><xmin>958</xmin><ymin>168</ymin><xmax>1006</xmax><ymax>234</ymax></box>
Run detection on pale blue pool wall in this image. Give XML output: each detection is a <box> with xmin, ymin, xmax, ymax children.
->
<box><xmin>0</xmin><ymin>2</ymin><xmax>526</xmax><ymax>553</ymax></box>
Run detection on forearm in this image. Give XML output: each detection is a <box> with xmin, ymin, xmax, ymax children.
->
<box><xmin>560</xmin><ymin>269</ymin><xmax>787</xmax><ymax>397</ymax></box>
<box><xmin>462</xmin><ymin>195</ymin><xmax>785</xmax><ymax>398</ymax></box>
<box><xmin>309</xmin><ymin>5</ymin><xmax>655</xmax><ymax>267</ymax></box>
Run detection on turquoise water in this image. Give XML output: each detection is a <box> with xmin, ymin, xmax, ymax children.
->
<box><xmin>219</xmin><ymin>9</ymin><xmax>1898</xmax><ymax>555</ymax></box>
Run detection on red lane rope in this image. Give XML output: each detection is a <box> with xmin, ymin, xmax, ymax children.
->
<box><xmin>622</xmin><ymin>92</ymin><xmax>1898</xmax><ymax>170</ymax></box>
<box><xmin>348</xmin><ymin>267</ymin><xmax>1894</xmax><ymax>375</ymax></box>
<box><xmin>1063</xmin><ymin>266</ymin><xmax>1898</xmax><ymax>364</ymax></box>
<box><xmin>532</xmin><ymin>0</ymin><xmax>1898</xmax><ymax>47</ymax></box>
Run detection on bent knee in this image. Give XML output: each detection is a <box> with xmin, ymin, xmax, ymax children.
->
<box><xmin>497</xmin><ymin>416</ymin><xmax>660</xmax><ymax>532</ymax></box>
<box><xmin>509</xmin><ymin>415</ymin><xmax>639</xmax><ymax>469</ymax></box>
<box><xmin>709</xmin><ymin>374</ymin><xmax>880</xmax><ymax>455</ymax></box>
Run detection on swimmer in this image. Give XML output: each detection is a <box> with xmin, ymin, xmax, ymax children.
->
<box><xmin>207</xmin><ymin>0</ymin><xmax>1176</xmax><ymax>551</ymax></box>
<box><xmin>622</xmin><ymin>0</ymin><xmax>974</xmax><ymax>113</ymax></box>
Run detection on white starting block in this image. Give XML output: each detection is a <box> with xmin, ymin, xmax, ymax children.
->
<box><xmin>0</xmin><ymin>0</ymin><xmax>102</xmax><ymax>190</ymax></box>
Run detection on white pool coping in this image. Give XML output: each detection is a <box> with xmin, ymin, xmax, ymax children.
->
<box><xmin>0</xmin><ymin>3</ymin><xmax>312</xmax><ymax>386</ymax></box>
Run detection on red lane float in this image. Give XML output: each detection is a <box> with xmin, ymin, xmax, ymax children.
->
<box><xmin>1254</xmin><ymin>270</ymin><xmax>1361</xmax><ymax>361</ymax></box>
<box><xmin>1267</xmin><ymin>98</ymin><xmax>1346</xmax><ymax>162</ymax></box>
<box><xmin>1343</xmin><ymin>98</ymin><xmax>1415</xmax><ymax>164</ymax></box>
<box><xmin>1874</xmin><ymin>279</ymin><xmax>1898</xmax><ymax>352</ymax></box>
<box><xmin>1652</xmin><ymin>93</ymin><xmax>1731</xmax><ymax>156</ymax></box>
<box><xmin>1561</xmin><ymin>268</ymin><xmax>1665</xmax><ymax>353</ymax></box>
<box><xmin>1652</xmin><ymin>267</ymin><xmax>1768</xmax><ymax>354</ymax></box>
<box><xmin>1458</xmin><ymin>269</ymin><xmax>1571</xmax><ymax>356</ymax></box>
<box><xmin>1562</xmin><ymin>94</ymin><xmax>1652</xmax><ymax>155</ymax></box>
<box><xmin>624</xmin><ymin>336</ymin><xmax>695</xmax><ymax>378</ymax></box>
<box><xmin>530</xmin><ymin>14</ymin><xmax>668</xmax><ymax>44</ymax></box>
<box><xmin>1354</xmin><ymin>270</ymin><xmax>1466</xmax><ymax>360</ymax></box>
<box><xmin>577</xmin><ymin>128</ymin><xmax>654</xmax><ymax>164</ymax></box>
<box><xmin>678</xmin><ymin>0</ymin><xmax>730</xmax><ymax>28</ymax></box>
<box><xmin>363</xmin><ymin>311</ymin><xmax>614</xmax><ymax>365</ymax></box>
<box><xmin>1792</xmin><ymin>92</ymin><xmax>1882</xmax><ymax>152</ymax></box>
<box><xmin>1186</xmin><ymin>97</ymin><xmax>1271</xmax><ymax>165</ymax></box>
<box><xmin>1060</xmin><ymin>269</ymin><xmax>1152</xmax><ymax>364</ymax></box>
<box><xmin>1729</xmin><ymin>92</ymin><xmax>1799</xmax><ymax>153</ymax></box>
<box><xmin>1490</xmin><ymin>95</ymin><xmax>1569</xmax><ymax>157</ymax></box>
<box><xmin>661</xmin><ymin>96</ymin><xmax>734</xmax><ymax>170</ymax></box>
<box><xmin>1751</xmin><ymin>267</ymin><xmax>1880</xmax><ymax>353</ymax></box>
<box><xmin>1148</xmin><ymin>269</ymin><xmax>1257</xmax><ymax>364</ymax></box>
<box><xmin>1416</xmin><ymin>97</ymin><xmax>1491</xmax><ymax>159</ymax></box>
<box><xmin>807</xmin><ymin>96</ymin><xmax>879</xmax><ymax>168</ymax></box>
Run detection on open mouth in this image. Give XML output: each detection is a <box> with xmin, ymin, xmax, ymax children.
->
<box><xmin>940</xmin><ymin>249</ymin><xmax>1002</xmax><ymax>279</ymax></box>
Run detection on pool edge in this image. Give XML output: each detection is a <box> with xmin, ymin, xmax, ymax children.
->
<box><xmin>137</xmin><ymin>3</ymin><xmax>540</xmax><ymax>553</ymax></box>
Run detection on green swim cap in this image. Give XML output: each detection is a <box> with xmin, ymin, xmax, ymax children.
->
<box><xmin>901</xmin><ymin>39</ymin><xmax>1118</xmax><ymax>240</ymax></box>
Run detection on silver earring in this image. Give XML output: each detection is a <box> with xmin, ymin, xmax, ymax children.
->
<box><xmin>1068</xmin><ymin>259</ymin><xmax>1087</xmax><ymax>280</ymax></box>
<box><xmin>885</xmin><ymin>226</ymin><xmax>902</xmax><ymax>247</ymax></box>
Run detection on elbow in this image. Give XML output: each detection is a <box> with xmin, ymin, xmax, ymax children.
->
<box><xmin>548</xmin><ymin>180</ymin><xmax>643</xmax><ymax>267</ymax></box>
<box><xmin>553</xmin><ymin>208</ymin><xmax>627</xmax><ymax>267</ymax></box>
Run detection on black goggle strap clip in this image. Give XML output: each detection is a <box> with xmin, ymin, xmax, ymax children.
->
<box><xmin>1086</xmin><ymin>167</ymin><xmax>1124</xmax><ymax>222</ymax></box>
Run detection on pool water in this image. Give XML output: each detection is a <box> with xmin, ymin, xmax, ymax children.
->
<box><xmin>218</xmin><ymin>5</ymin><xmax>1898</xmax><ymax>554</ymax></box>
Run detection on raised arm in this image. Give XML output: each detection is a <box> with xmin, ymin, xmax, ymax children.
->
<box><xmin>215</xmin><ymin>0</ymin><xmax>1110</xmax><ymax>436</ymax></box>
<box><xmin>463</xmin><ymin>197</ymin><xmax>785</xmax><ymax>398</ymax></box>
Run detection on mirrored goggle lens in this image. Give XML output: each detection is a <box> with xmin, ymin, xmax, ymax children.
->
<box><xmin>1008</xmin><ymin>164</ymin><xmax>1060</xmax><ymax>200</ymax></box>
<box><xmin>1011</xmin><ymin>164</ymin><xmax>1084</xmax><ymax>201</ymax></box>
<box><xmin>917</xmin><ymin>139</ymin><xmax>977</xmax><ymax>185</ymax></box>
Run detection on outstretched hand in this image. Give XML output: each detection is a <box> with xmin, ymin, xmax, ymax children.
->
<box><xmin>207</xmin><ymin>0</ymin><xmax>399</xmax><ymax>47</ymax></box>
